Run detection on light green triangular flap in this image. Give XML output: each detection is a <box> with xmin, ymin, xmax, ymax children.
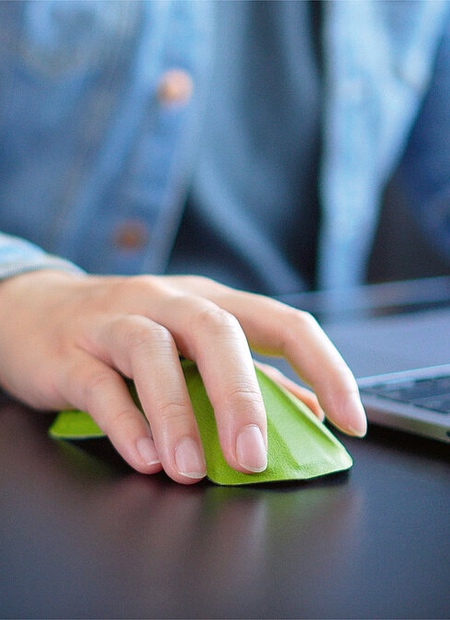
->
<box><xmin>49</xmin><ymin>360</ymin><xmax>352</xmax><ymax>484</ymax></box>
<box><xmin>49</xmin><ymin>408</ymin><xmax>104</xmax><ymax>439</ymax></box>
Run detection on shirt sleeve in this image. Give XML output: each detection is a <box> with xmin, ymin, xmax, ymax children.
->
<box><xmin>0</xmin><ymin>232</ymin><xmax>86</xmax><ymax>280</ymax></box>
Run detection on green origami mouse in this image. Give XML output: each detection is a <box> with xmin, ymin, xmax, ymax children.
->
<box><xmin>49</xmin><ymin>359</ymin><xmax>352</xmax><ymax>485</ymax></box>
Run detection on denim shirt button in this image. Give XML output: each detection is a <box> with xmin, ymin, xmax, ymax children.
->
<box><xmin>157</xmin><ymin>69</ymin><xmax>194</xmax><ymax>106</ymax></box>
<box><xmin>113</xmin><ymin>220</ymin><xmax>150</xmax><ymax>251</ymax></box>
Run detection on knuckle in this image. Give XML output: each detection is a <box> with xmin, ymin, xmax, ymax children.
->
<box><xmin>182</xmin><ymin>274</ymin><xmax>213</xmax><ymax>287</ymax></box>
<box><xmin>82</xmin><ymin>368</ymin><xmax>115</xmax><ymax>408</ymax></box>
<box><xmin>225</xmin><ymin>384</ymin><xmax>263</xmax><ymax>406</ymax></box>
<box><xmin>182</xmin><ymin>274</ymin><xmax>226</xmax><ymax>294</ymax></box>
<box><xmin>154</xmin><ymin>398</ymin><xmax>189</xmax><ymax>425</ymax></box>
<box><xmin>121</xmin><ymin>317</ymin><xmax>173</xmax><ymax>353</ymax></box>
<box><xmin>110</xmin><ymin>274</ymin><xmax>169</xmax><ymax>303</ymax></box>
<box><xmin>85</xmin><ymin>368</ymin><xmax>113</xmax><ymax>394</ymax></box>
<box><xmin>105</xmin><ymin>406</ymin><xmax>138</xmax><ymax>434</ymax></box>
<box><xmin>192</xmin><ymin>303</ymin><xmax>240</xmax><ymax>336</ymax></box>
<box><xmin>218</xmin><ymin>376</ymin><xmax>264</xmax><ymax>410</ymax></box>
<box><xmin>265</xmin><ymin>298</ymin><xmax>318</xmax><ymax>329</ymax></box>
<box><xmin>285</xmin><ymin>306</ymin><xmax>318</xmax><ymax>329</ymax></box>
<box><xmin>274</xmin><ymin>304</ymin><xmax>320</xmax><ymax>348</ymax></box>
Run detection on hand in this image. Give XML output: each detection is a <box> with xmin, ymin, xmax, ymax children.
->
<box><xmin>0</xmin><ymin>270</ymin><xmax>366</xmax><ymax>484</ymax></box>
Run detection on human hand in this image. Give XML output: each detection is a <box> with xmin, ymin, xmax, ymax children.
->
<box><xmin>0</xmin><ymin>271</ymin><xmax>366</xmax><ymax>484</ymax></box>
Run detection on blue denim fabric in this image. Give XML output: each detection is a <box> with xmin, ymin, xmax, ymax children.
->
<box><xmin>0</xmin><ymin>0</ymin><xmax>213</xmax><ymax>275</ymax></box>
<box><xmin>168</xmin><ymin>0</ymin><xmax>322</xmax><ymax>294</ymax></box>
<box><xmin>395</xmin><ymin>12</ymin><xmax>450</xmax><ymax>264</ymax></box>
<box><xmin>0</xmin><ymin>0</ymin><xmax>449</xmax><ymax>289</ymax></box>
<box><xmin>318</xmin><ymin>0</ymin><xmax>450</xmax><ymax>288</ymax></box>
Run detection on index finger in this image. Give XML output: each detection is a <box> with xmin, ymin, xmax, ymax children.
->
<box><xmin>195</xmin><ymin>289</ymin><xmax>367</xmax><ymax>437</ymax></box>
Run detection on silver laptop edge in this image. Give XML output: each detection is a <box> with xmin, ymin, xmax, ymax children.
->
<box><xmin>358</xmin><ymin>364</ymin><xmax>450</xmax><ymax>444</ymax></box>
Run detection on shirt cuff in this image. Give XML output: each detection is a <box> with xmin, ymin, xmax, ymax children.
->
<box><xmin>0</xmin><ymin>233</ymin><xmax>86</xmax><ymax>280</ymax></box>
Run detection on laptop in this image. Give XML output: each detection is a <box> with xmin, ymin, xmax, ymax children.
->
<box><xmin>323</xmin><ymin>307</ymin><xmax>450</xmax><ymax>444</ymax></box>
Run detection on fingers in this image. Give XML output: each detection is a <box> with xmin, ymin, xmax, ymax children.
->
<box><xmin>83</xmin><ymin>277</ymin><xmax>363</xmax><ymax>487</ymax></box>
<box><xmin>152</xmin><ymin>295</ymin><xmax>268</xmax><ymax>473</ymax></box>
<box><xmin>83</xmin><ymin>316</ymin><xmax>207</xmax><ymax>484</ymax></box>
<box><xmin>85</xmin><ymin>305</ymin><xmax>267</xmax><ymax>483</ymax></box>
<box><xmin>58</xmin><ymin>350</ymin><xmax>163</xmax><ymax>476</ymax></box>
<box><xmin>234</xmin><ymin>298</ymin><xmax>367</xmax><ymax>436</ymax></box>
<box><xmin>0</xmin><ymin>271</ymin><xmax>365</xmax><ymax>488</ymax></box>
<box><xmin>169</xmin><ymin>280</ymin><xmax>366</xmax><ymax>437</ymax></box>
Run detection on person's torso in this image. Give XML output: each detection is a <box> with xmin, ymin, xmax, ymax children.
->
<box><xmin>0</xmin><ymin>0</ymin><xmax>211</xmax><ymax>275</ymax></box>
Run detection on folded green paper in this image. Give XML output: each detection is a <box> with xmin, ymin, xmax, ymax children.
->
<box><xmin>49</xmin><ymin>360</ymin><xmax>352</xmax><ymax>485</ymax></box>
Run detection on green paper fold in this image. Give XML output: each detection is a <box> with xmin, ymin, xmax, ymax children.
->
<box><xmin>49</xmin><ymin>360</ymin><xmax>352</xmax><ymax>485</ymax></box>
<box><xmin>49</xmin><ymin>408</ymin><xmax>105</xmax><ymax>439</ymax></box>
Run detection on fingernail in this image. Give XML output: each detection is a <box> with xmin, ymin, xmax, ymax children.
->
<box><xmin>175</xmin><ymin>437</ymin><xmax>207</xmax><ymax>479</ymax></box>
<box><xmin>236</xmin><ymin>424</ymin><xmax>267</xmax><ymax>473</ymax></box>
<box><xmin>347</xmin><ymin>395</ymin><xmax>367</xmax><ymax>437</ymax></box>
<box><xmin>137</xmin><ymin>437</ymin><xmax>161</xmax><ymax>466</ymax></box>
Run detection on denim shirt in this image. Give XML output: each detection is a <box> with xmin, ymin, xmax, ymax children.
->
<box><xmin>0</xmin><ymin>0</ymin><xmax>449</xmax><ymax>289</ymax></box>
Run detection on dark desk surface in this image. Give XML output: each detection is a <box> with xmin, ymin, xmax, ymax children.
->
<box><xmin>1</xmin><ymin>278</ymin><xmax>450</xmax><ymax>619</ymax></box>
